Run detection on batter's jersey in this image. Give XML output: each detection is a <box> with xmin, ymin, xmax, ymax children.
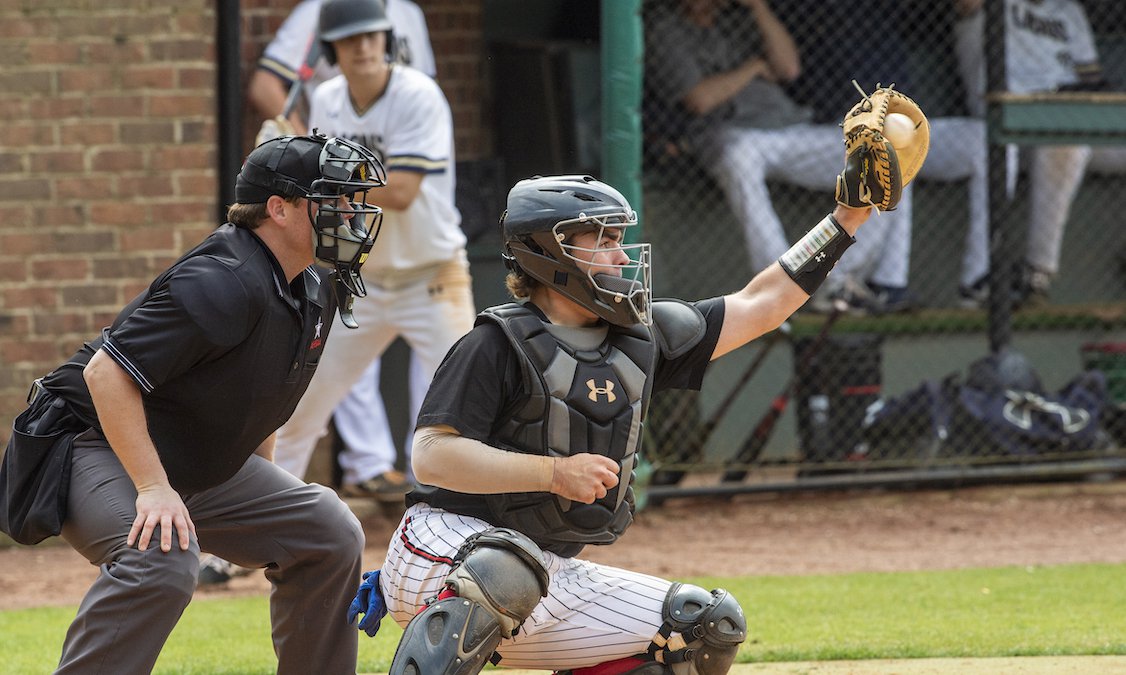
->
<box><xmin>309</xmin><ymin>65</ymin><xmax>464</xmax><ymax>273</ymax></box>
<box><xmin>257</xmin><ymin>0</ymin><xmax>436</xmax><ymax>106</ymax></box>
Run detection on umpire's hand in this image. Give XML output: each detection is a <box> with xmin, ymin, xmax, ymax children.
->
<box><xmin>550</xmin><ymin>454</ymin><xmax>620</xmax><ymax>503</ymax></box>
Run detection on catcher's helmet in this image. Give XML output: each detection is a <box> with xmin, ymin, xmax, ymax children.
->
<box><xmin>235</xmin><ymin>132</ymin><xmax>388</xmax><ymax>297</ymax></box>
<box><xmin>319</xmin><ymin>0</ymin><xmax>395</xmax><ymax>66</ymax></box>
<box><xmin>501</xmin><ymin>175</ymin><xmax>651</xmax><ymax>327</ymax></box>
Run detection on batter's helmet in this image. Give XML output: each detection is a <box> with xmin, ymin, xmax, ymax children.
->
<box><xmin>501</xmin><ymin>175</ymin><xmax>651</xmax><ymax>327</ymax></box>
<box><xmin>319</xmin><ymin>0</ymin><xmax>395</xmax><ymax>66</ymax></box>
<box><xmin>236</xmin><ymin>132</ymin><xmax>388</xmax><ymax>297</ymax></box>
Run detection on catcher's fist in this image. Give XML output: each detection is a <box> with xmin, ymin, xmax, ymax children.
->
<box><xmin>347</xmin><ymin>570</ymin><xmax>388</xmax><ymax>637</ymax></box>
<box><xmin>835</xmin><ymin>84</ymin><xmax>929</xmax><ymax>211</ymax></box>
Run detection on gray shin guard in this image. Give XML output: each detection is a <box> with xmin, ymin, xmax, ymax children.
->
<box><xmin>389</xmin><ymin>528</ymin><xmax>550</xmax><ymax>675</ymax></box>
<box><xmin>388</xmin><ymin>595</ymin><xmax>504</xmax><ymax>675</ymax></box>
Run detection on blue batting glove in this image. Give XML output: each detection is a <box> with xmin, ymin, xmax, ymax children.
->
<box><xmin>347</xmin><ymin>570</ymin><xmax>388</xmax><ymax>637</ymax></box>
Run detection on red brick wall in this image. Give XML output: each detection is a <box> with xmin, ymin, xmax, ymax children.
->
<box><xmin>0</xmin><ymin>1</ymin><xmax>490</xmax><ymax>444</ymax></box>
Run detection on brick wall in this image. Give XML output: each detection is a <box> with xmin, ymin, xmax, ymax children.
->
<box><xmin>0</xmin><ymin>1</ymin><xmax>490</xmax><ymax>444</ymax></box>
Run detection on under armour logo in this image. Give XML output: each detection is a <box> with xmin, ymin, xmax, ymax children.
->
<box><xmin>814</xmin><ymin>252</ymin><xmax>826</xmax><ymax>263</ymax></box>
<box><xmin>587</xmin><ymin>379</ymin><xmax>616</xmax><ymax>403</ymax></box>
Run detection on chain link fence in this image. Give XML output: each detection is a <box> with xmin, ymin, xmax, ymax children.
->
<box><xmin>639</xmin><ymin>0</ymin><xmax>1126</xmax><ymax>496</ymax></box>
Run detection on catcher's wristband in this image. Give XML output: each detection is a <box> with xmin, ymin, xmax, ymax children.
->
<box><xmin>778</xmin><ymin>214</ymin><xmax>855</xmax><ymax>296</ymax></box>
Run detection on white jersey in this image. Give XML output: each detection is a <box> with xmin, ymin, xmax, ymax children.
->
<box><xmin>309</xmin><ymin>66</ymin><xmax>464</xmax><ymax>273</ymax></box>
<box><xmin>1005</xmin><ymin>0</ymin><xmax>1097</xmax><ymax>94</ymax></box>
<box><xmin>955</xmin><ymin>0</ymin><xmax>1098</xmax><ymax>116</ymax></box>
<box><xmin>257</xmin><ymin>0</ymin><xmax>436</xmax><ymax>107</ymax></box>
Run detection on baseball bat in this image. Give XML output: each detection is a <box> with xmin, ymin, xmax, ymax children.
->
<box><xmin>281</xmin><ymin>34</ymin><xmax>323</xmax><ymax>121</ymax></box>
<box><xmin>648</xmin><ymin>321</ymin><xmax>791</xmax><ymax>489</ymax></box>
<box><xmin>720</xmin><ymin>302</ymin><xmax>846</xmax><ymax>483</ymax></box>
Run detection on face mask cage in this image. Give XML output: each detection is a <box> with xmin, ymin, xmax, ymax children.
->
<box><xmin>306</xmin><ymin>136</ymin><xmax>387</xmax><ymax>296</ymax></box>
<box><xmin>554</xmin><ymin>211</ymin><xmax>653</xmax><ymax>326</ymax></box>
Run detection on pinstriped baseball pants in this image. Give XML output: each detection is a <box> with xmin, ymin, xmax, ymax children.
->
<box><xmin>379</xmin><ymin>503</ymin><xmax>672</xmax><ymax>671</ymax></box>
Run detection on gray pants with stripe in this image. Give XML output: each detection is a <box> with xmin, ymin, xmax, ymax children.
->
<box><xmin>55</xmin><ymin>430</ymin><xmax>365</xmax><ymax>674</ymax></box>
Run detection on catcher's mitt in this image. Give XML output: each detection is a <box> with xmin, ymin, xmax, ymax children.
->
<box><xmin>834</xmin><ymin>84</ymin><xmax>929</xmax><ymax>211</ymax></box>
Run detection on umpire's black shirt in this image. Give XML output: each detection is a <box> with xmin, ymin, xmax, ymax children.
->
<box><xmin>42</xmin><ymin>224</ymin><xmax>336</xmax><ymax>495</ymax></box>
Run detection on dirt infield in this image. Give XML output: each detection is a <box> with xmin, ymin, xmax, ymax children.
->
<box><xmin>4</xmin><ymin>478</ymin><xmax>1126</xmax><ymax>609</ymax></box>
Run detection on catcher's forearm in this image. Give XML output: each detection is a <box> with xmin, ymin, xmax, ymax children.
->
<box><xmin>412</xmin><ymin>425</ymin><xmax>554</xmax><ymax>494</ymax></box>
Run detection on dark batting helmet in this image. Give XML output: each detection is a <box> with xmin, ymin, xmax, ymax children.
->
<box><xmin>235</xmin><ymin>132</ymin><xmax>388</xmax><ymax>298</ymax></box>
<box><xmin>319</xmin><ymin>0</ymin><xmax>395</xmax><ymax>66</ymax></box>
<box><xmin>501</xmin><ymin>175</ymin><xmax>651</xmax><ymax>327</ymax></box>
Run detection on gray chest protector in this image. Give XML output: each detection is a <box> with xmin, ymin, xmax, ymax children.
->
<box><xmin>480</xmin><ymin>300</ymin><xmax>706</xmax><ymax>557</ymax></box>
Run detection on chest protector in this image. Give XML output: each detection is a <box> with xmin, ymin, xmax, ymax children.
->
<box><xmin>480</xmin><ymin>303</ymin><xmax>657</xmax><ymax>556</ymax></box>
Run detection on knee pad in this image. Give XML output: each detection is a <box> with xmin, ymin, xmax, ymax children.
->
<box><xmin>649</xmin><ymin>583</ymin><xmax>747</xmax><ymax>675</ymax></box>
<box><xmin>388</xmin><ymin>528</ymin><xmax>550</xmax><ymax>675</ymax></box>
<box><xmin>445</xmin><ymin>527</ymin><xmax>550</xmax><ymax>635</ymax></box>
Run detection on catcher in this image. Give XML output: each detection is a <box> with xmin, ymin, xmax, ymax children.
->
<box><xmin>347</xmin><ymin>87</ymin><xmax>928</xmax><ymax>674</ymax></box>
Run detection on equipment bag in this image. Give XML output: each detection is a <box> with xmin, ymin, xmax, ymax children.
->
<box><xmin>954</xmin><ymin>370</ymin><xmax>1110</xmax><ymax>457</ymax></box>
<box><xmin>862</xmin><ymin>363</ymin><xmax>1111</xmax><ymax>462</ymax></box>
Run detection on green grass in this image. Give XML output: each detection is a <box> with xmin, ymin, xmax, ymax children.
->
<box><xmin>1</xmin><ymin>564</ymin><xmax>1124</xmax><ymax>673</ymax></box>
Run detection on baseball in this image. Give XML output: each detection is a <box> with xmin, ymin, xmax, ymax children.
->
<box><xmin>883</xmin><ymin>112</ymin><xmax>917</xmax><ymax>149</ymax></box>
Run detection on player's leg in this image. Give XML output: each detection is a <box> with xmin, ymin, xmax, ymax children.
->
<box><xmin>1025</xmin><ymin>144</ymin><xmax>1092</xmax><ymax>293</ymax></box>
<box><xmin>396</xmin><ymin>252</ymin><xmax>476</xmax><ymax>430</ymax></box>
<box><xmin>917</xmin><ymin>117</ymin><xmax>990</xmax><ymax>292</ymax></box>
<box><xmin>404</xmin><ymin>350</ymin><xmax>428</xmax><ymax>476</ymax></box>
<box><xmin>273</xmin><ymin>288</ymin><xmax>397</xmax><ymax>479</ymax></box>
<box><xmin>56</xmin><ymin>430</ymin><xmax>200</xmax><ymax>674</ymax></box>
<box><xmin>334</xmin><ymin>357</ymin><xmax>412</xmax><ymax>500</ymax></box>
<box><xmin>503</xmin><ymin>562</ymin><xmax>746</xmax><ymax>674</ymax></box>
<box><xmin>865</xmin><ymin>186</ymin><xmax>914</xmax><ymax>309</ymax></box>
<box><xmin>188</xmin><ymin>454</ymin><xmax>364</xmax><ymax>675</ymax></box>
<box><xmin>703</xmin><ymin>126</ymin><xmax>792</xmax><ymax>273</ymax></box>
<box><xmin>380</xmin><ymin>505</ymin><xmax>746</xmax><ymax>674</ymax></box>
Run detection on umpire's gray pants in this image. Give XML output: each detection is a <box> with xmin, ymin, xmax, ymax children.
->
<box><xmin>55</xmin><ymin>430</ymin><xmax>365</xmax><ymax>674</ymax></box>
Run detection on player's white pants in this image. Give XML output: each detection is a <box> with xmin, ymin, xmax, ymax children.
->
<box><xmin>333</xmin><ymin>353</ymin><xmax>428</xmax><ymax>484</ymax></box>
<box><xmin>380</xmin><ymin>503</ymin><xmax>672</xmax><ymax>671</ymax></box>
<box><xmin>705</xmin><ymin>123</ymin><xmax>914</xmax><ymax>289</ymax></box>
<box><xmin>274</xmin><ymin>253</ymin><xmax>475</xmax><ymax>481</ymax></box>
<box><xmin>917</xmin><ymin>117</ymin><xmax>990</xmax><ymax>287</ymax></box>
<box><xmin>925</xmin><ymin>116</ymin><xmax>1088</xmax><ymax>285</ymax></box>
<box><xmin>1020</xmin><ymin>144</ymin><xmax>1091</xmax><ymax>276</ymax></box>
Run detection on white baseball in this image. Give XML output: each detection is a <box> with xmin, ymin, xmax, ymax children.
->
<box><xmin>883</xmin><ymin>112</ymin><xmax>917</xmax><ymax>149</ymax></box>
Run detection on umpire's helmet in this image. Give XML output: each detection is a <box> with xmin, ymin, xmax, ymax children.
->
<box><xmin>501</xmin><ymin>175</ymin><xmax>651</xmax><ymax>327</ymax></box>
<box><xmin>236</xmin><ymin>133</ymin><xmax>388</xmax><ymax>296</ymax></box>
<box><xmin>319</xmin><ymin>0</ymin><xmax>395</xmax><ymax>66</ymax></box>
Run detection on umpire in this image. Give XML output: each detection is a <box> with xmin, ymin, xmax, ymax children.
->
<box><xmin>22</xmin><ymin>133</ymin><xmax>384</xmax><ymax>673</ymax></box>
